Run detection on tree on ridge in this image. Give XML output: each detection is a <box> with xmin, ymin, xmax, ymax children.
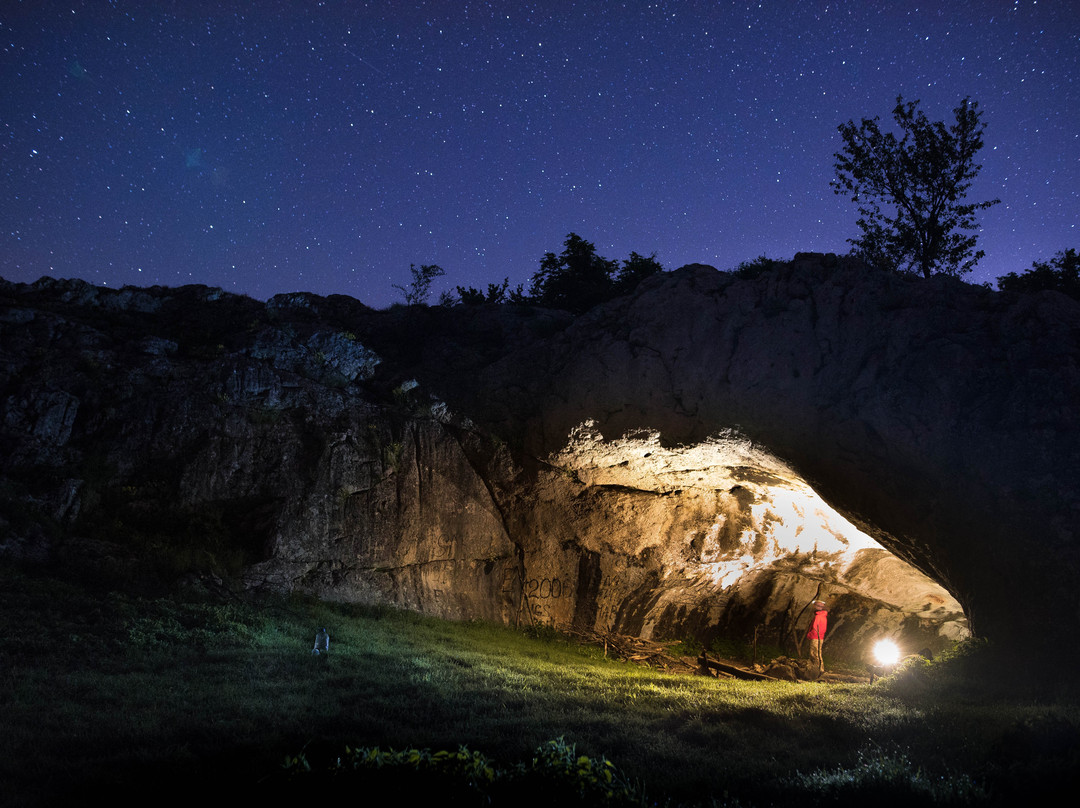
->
<box><xmin>832</xmin><ymin>96</ymin><xmax>1000</xmax><ymax>279</ymax></box>
<box><xmin>393</xmin><ymin>263</ymin><xmax>445</xmax><ymax>305</ymax></box>
<box><xmin>997</xmin><ymin>248</ymin><xmax>1080</xmax><ymax>300</ymax></box>
<box><xmin>527</xmin><ymin>233</ymin><xmax>663</xmax><ymax>314</ymax></box>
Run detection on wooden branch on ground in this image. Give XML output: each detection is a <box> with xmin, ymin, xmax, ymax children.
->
<box><xmin>697</xmin><ymin>651</ymin><xmax>782</xmax><ymax>681</ymax></box>
<box><xmin>560</xmin><ymin>625</ymin><xmax>698</xmax><ymax>673</ymax></box>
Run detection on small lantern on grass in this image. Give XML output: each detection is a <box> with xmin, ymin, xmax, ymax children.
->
<box><xmin>869</xmin><ymin>638</ymin><xmax>900</xmax><ymax>682</ymax></box>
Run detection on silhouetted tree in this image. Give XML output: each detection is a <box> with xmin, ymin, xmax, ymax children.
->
<box><xmin>455</xmin><ymin>278</ymin><xmax>510</xmax><ymax>305</ymax></box>
<box><xmin>833</xmin><ymin>96</ymin><xmax>1000</xmax><ymax>278</ymax></box>
<box><xmin>506</xmin><ymin>283</ymin><xmax>528</xmax><ymax>305</ymax></box>
<box><xmin>455</xmin><ymin>286</ymin><xmax>485</xmax><ymax>305</ymax></box>
<box><xmin>997</xmin><ymin>249</ymin><xmax>1080</xmax><ymax>300</ymax></box>
<box><xmin>446</xmin><ymin>235</ymin><xmax>663</xmax><ymax>312</ymax></box>
<box><xmin>528</xmin><ymin>233</ymin><xmax>619</xmax><ymax>313</ymax></box>
<box><xmin>613</xmin><ymin>251</ymin><xmax>664</xmax><ymax>295</ymax></box>
<box><xmin>393</xmin><ymin>263</ymin><xmax>445</xmax><ymax>305</ymax></box>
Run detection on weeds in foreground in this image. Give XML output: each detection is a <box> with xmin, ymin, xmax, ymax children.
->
<box><xmin>788</xmin><ymin>744</ymin><xmax>986</xmax><ymax>807</ymax></box>
<box><xmin>280</xmin><ymin>736</ymin><xmax>646</xmax><ymax>805</ymax></box>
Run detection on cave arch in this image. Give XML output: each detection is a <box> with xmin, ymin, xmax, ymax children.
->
<box><xmin>511</xmin><ymin>421</ymin><xmax>969</xmax><ymax>665</ymax></box>
<box><xmin>467</xmin><ymin>257</ymin><xmax>1080</xmax><ymax>657</ymax></box>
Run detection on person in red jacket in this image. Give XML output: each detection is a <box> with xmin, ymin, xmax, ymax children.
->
<box><xmin>807</xmin><ymin>600</ymin><xmax>828</xmax><ymax>676</ymax></box>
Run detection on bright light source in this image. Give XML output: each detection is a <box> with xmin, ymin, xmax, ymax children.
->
<box><xmin>873</xmin><ymin>639</ymin><xmax>901</xmax><ymax>666</ymax></box>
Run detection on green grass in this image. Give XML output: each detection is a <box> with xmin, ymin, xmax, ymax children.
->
<box><xmin>1</xmin><ymin>562</ymin><xmax>1077</xmax><ymax>806</ymax></box>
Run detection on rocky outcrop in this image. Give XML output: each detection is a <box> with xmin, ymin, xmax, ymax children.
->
<box><xmin>0</xmin><ymin>280</ymin><xmax>524</xmax><ymax>623</ymax></box>
<box><xmin>2</xmin><ymin>255</ymin><xmax>1078</xmax><ymax>661</ymax></box>
<box><xmin>463</xmin><ymin>254</ymin><xmax>1080</xmax><ymax>653</ymax></box>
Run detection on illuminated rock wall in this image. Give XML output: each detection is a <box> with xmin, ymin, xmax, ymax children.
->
<box><xmin>465</xmin><ymin>255</ymin><xmax>1080</xmax><ymax>654</ymax></box>
<box><xmin>3</xmin><ymin>257</ymin><xmax>1078</xmax><ymax>659</ymax></box>
<box><xmin>505</xmin><ymin>423</ymin><xmax>967</xmax><ymax>660</ymax></box>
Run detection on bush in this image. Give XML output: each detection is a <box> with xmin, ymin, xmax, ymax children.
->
<box><xmin>790</xmin><ymin>745</ymin><xmax>985</xmax><ymax>806</ymax></box>
<box><xmin>732</xmin><ymin>254</ymin><xmax>786</xmax><ymax>279</ymax></box>
<box><xmin>996</xmin><ymin>248</ymin><xmax>1080</xmax><ymax>299</ymax></box>
<box><xmin>393</xmin><ymin>264</ymin><xmax>446</xmax><ymax>305</ymax></box>
<box><xmin>281</xmin><ymin>737</ymin><xmax>646</xmax><ymax>805</ymax></box>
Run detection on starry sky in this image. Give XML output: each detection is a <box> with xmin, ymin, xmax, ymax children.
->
<box><xmin>2</xmin><ymin>1</ymin><xmax>1077</xmax><ymax>308</ymax></box>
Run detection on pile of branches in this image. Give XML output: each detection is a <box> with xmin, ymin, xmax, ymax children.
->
<box><xmin>560</xmin><ymin>625</ymin><xmax>698</xmax><ymax>674</ymax></box>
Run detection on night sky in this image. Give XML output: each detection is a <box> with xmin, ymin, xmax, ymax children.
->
<box><xmin>3</xmin><ymin>1</ymin><xmax>1077</xmax><ymax>308</ymax></box>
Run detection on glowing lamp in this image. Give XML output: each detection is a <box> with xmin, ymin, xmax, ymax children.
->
<box><xmin>873</xmin><ymin>639</ymin><xmax>901</xmax><ymax>666</ymax></box>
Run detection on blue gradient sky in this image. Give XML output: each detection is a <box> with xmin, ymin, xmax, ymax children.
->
<box><xmin>3</xmin><ymin>1</ymin><xmax>1077</xmax><ymax>307</ymax></box>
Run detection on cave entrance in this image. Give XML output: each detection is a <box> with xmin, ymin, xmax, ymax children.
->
<box><xmin>527</xmin><ymin>422</ymin><xmax>969</xmax><ymax>669</ymax></box>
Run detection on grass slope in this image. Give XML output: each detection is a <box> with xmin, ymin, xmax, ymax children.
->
<box><xmin>1</xmin><ymin>563</ymin><xmax>1077</xmax><ymax>806</ymax></box>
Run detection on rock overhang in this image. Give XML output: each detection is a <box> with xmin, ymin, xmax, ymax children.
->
<box><xmin>531</xmin><ymin>418</ymin><xmax>969</xmax><ymax>660</ymax></box>
<box><xmin>454</xmin><ymin>255</ymin><xmax>1080</xmax><ymax>656</ymax></box>
<box><xmin>2</xmin><ymin>257</ymin><xmax>1078</xmax><ymax>662</ymax></box>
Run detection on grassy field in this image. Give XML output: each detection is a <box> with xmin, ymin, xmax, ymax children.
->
<box><xmin>1</xmin><ymin>562</ymin><xmax>1077</xmax><ymax>806</ymax></box>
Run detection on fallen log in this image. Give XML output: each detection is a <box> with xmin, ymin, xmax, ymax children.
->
<box><xmin>698</xmin><ymin>652</ymin><xmax>783</xmax><ymax>682</ymax></box>
<box><xmin>560</xmin><ymin>625</ymin><xmax>698</xmax><ymax>673</ymax></box>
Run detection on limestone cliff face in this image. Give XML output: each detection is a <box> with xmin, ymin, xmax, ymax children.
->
<box><xmin>2</xmin><ymin>256</ymin><xmax>1077</xmax><ymax>660</ymax></box>
<box><xmin>0</xmin><ymin>280</ymin><xmax>523</xmax><ymax>623</ymax></box>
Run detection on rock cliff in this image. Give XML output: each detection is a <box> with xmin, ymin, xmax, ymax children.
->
<box><xmin>3</xmin><ymin>255</ymin><xmax>1078</xmax><ymax>662</ymax></box>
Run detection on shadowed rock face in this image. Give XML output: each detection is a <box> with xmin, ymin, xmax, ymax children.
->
<box><xmin>2</xmin><ymin>256</ymin><xmax>1077</xmax><ymax>660</ymax></box>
